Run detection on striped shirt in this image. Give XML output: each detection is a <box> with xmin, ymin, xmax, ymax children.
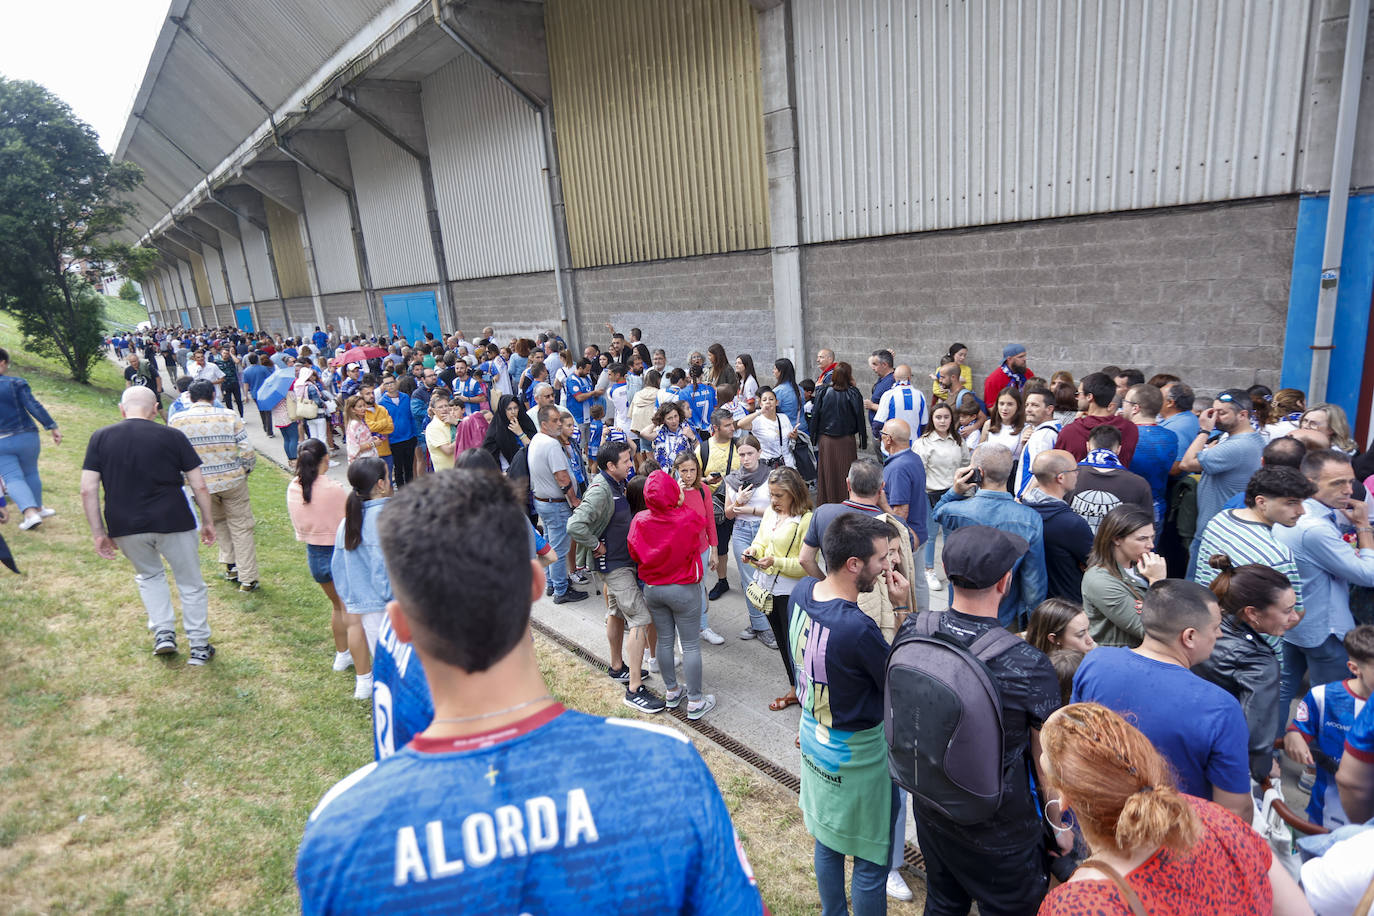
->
<box><xmin>874</xmin><ymin>382</ymin><xmax>927</xmax><ymax>438</ymax></box>
<box><xmin>1194</xmin><ymin>509</ymin><xmax>1304</xmax><ymax>616</ymax></box>
<box><xmin>168</xmin><ymin>403</ymin><xmax>256</xmax><ymax>493</ymax></box>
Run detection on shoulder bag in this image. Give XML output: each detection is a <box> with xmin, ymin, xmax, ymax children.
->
<box><xmin>744</xmin><ymin>515</ymin><xmax>805</xmax><ymax>615</ymax></box>
<box><xmin>1077</xmin><ymin>859</ymin><xmax>1146</xmax><ymax>916</ymax></box>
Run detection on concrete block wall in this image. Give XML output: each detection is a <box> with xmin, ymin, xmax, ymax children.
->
<box><xmin>449</xmin><ymin>271</ymin><xmax>559</xmax><ymax>343</ymax></box>
<box><xmin>801</xmin><ymin>197</ymin><xmax>1296</xmax><ymax>396</ymax></box>
<box><xmin>572</xmin><ymin>250</ymin><xmax>775</xmax><ymax>369</ymax></box>
<box><xmin>285</xmin><ymin>297</ymin><xmax>317</xmax><ymax>337</ymax></box>
<box><xmin>321</xmin><ymin>291</ymin><xmax>371</xmax><ymax>337</ymax></box>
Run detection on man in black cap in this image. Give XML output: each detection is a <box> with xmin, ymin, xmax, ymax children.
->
<box><xmin>901</xmin><ymin>525</ymin><xmax>1065</xmax><ymax>915</ymax></box>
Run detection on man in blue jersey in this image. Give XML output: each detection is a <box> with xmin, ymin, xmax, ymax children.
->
<box><xmin>299</xmin><ymin>469</ymin><xmax>766</xmax><ymax>915</ymax></box>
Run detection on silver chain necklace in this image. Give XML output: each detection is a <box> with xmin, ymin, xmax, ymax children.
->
<box><xmin>429</xmin><ymin>694</ymin><xmax>554</xmax><ymax>725</ymax></box>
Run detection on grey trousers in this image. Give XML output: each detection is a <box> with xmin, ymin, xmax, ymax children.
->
<box><xmin>115</xmin><ymin>529</ymin><xmax>211</xmax><ymax>646</ymax></box>
<box><xmin>644</xmin><ymin>582</ymin><xmax>704</xmax><ymax>702</ymax></box>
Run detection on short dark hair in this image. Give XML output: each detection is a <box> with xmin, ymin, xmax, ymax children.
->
<box><xmin>1244</xmin><ymin>466</ymin><xmax>1315</xmax><ymax>506</ymax></box>
<box><xmin>453</xmin><ymin>448</ymin><xmax>499</xmax><ymax>472</ymax></box>
<box><xmin>1141</xmin><ymin>579</ymin><xmax>1216</xmax><ymax>641</ymax></box>
<box><xmin>1166</xmin><ymin>382</ymin><xmax>1195</xmax><ymax>412</ymax></box>
<box><xmin>1262</xmin><ymin>436</ymin><xmax>1306</xmax><ymax>469</ymax></box>
<box><xmin>821</xmin><ymin>513</ymin><xmax>892</xmax><ymax>575</ymax></box>
<box><xmin>188</xmin><ymin>379</ymin><xmax>216</xmax><ymax>403</ymax></box>
<box><xmin>1116</xmin><ymin>368</ymin><xmax>1145</xmax><ymax>387</ymax></box>
<box><xmin>599</xmin><ymin>440</ymin><xmax>633</xmax><ymax>468</ymax></box>
<box><xmin>871</xmin><ymin>349</ymin><xmax>894</xmax><ymax>367</ymax></box>
<box><xmin>1087</xmin><ymin>424</ymin><xmax>1122</xmax><ymax>450</ymax></box>
<box><xmin>1301</xmin><ymin>448</ymin><xmax>1351</xmax><ymax>481</ymax></box>
<box><xmin>1080</xmin><ymin>372</ymin><xmax>1116</xmax><ymax>408</ymax></box>
<box><xmin>377</xmin><ymin>469</ymin><xmax>533</xmax><ymax>673</ymax></box>
<box><xmin>537</xmin><ymin>404</ymin><xmax>561</xmax><ymax>427</ymax></box>
<box><xmin>1345</xmin><ymin>625</ymin><xmax>1374</xmax><ymax>664</ymax></box>
<box><xmin>1127</xmin><ymin>383</ymin><xmax>1163</xmax><ymax>417</ymax></box>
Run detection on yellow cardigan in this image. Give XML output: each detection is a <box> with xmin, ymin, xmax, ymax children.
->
<box><xmin>747</xmin><ymin>509</ymin><xmax>813</xmax><ymax>588</ymax></box>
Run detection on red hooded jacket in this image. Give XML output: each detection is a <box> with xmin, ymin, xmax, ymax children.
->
<box><xmin>627</xmin><ymin>471</ymin><xmax>710</xmax><ymax>586</ymax></box>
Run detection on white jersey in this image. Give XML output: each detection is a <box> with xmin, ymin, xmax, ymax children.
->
<box><xmin>874</xmin><ymin>383</ymin><xmax>928</xmax><ymax>437</ymax></box>
<box><xmin>1016</xmin><ymin>421</ymin><xmax>1062</xmax><ymax>496</ymax></box>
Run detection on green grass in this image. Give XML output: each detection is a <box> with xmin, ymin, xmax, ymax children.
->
<box><xmin>0</xmin><ymin>310</ymin><xmax>923</xmax><ymax>914</ymax></box>
<box><xmin>100</xmin><ymin>295</ymin><xmax>149</xmax><ymax>333</ymax></box>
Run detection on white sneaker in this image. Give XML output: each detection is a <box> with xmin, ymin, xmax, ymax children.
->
<box><xmin>687</xmin><ymin>694</ymin><xmax>716</xmax><ymax>720</ymax></box>
<box><xmin>353</xmin><ymin>673</ymin><xmax>373</xmax><ymax>699</ymax></box>
<box><xmin>38</xmin><ymin>507</ymin><xmax>56</xmax><ymax>518</ymax></box>
<box><xmin>700</xmin><ymin>627</ymin><xmax>725</xmax><ymax>645</ymax></box>
<box><xmin>332</xmin><ymin>650</ymin><xmax>354</xmax><ymax>672</ymax></box>
<box><xmin>646</xmin><ymin>653</ymin><xmax>660</xmax><ymax>674</ymax></box>
<box><xmin>886</xmin><ymin>869</ymin><xmax>913</xmax><ymax>901</ymax></box>
<box><xmin>925</xmin><ymin>569</ymin><xmax>942</xmax><ymax>591</ymax></box>
<box><xmin>328</xmin><ymin>460</ymin><xmax>340</xmax><ymax>468</ymax></box>
<box><xmin>18</xmin><ymin>514</ymin><xmax>41</xmax><ymax>531</ymax></box>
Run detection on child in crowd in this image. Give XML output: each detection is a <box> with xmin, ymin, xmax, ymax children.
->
<box><xmin>587</xmin><ymin>402</ymin><xmax>606</xmax><ymax>474</ymax></box>
<box><xmin>1284</xmin><ymin>624</ymin><xmax>1374</xmax><ymax>827</ymax></box>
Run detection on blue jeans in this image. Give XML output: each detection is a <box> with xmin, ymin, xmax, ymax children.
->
<box><xmin>814</xmin><ymin>782</ymin><xmax>895</xmax><ymax>916</ymax></box>
<box><xmin>535</xmin><ymin>499</ymin><xmax>573</xmax><ymax>596</ymax></box>
<box><xmin>730</xmin><ymin>516</ymin><xmax>769</xmax><ymax>633</ymax></box>
<box><xmin>924</xmin><ymin>490</ymin><xmax>946</xmax><ymax>568</ymax></box>
<box><xmin>0</xmin><ymin>430</ymin><xmax>42</xmax><ymax>510</ymax></box>
<box><xmin>278</xmin><ymin>421</ymin><xmax>299</xmax><ymax>461</ymax></box>
<box><xmin>1281</xmin><ymin>636</ymin><xmax>1351</xmax><ymax>712</ymax></box>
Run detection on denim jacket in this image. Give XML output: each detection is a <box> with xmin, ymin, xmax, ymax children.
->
<box><xmin>330</xmin><ymin>498</ymin><xmax>393</xmax><ymax>615</ymax></box>
<box><xmin>0</xmin><ymin>375</ymin><xmax>56</xmax><ymax>436</ymax></box>
<box><xmin>932</xmin><ymin>488</ymin><xmax>1047</xmax><ymax>628</ymax></box>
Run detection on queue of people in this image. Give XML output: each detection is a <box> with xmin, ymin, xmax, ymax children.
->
<box><xmin>82</xmin><ymin>322</ymin><xmax>1374</xmax><ymax>915</ymax></box>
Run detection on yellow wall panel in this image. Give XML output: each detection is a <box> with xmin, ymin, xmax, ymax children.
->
<box><xmin>546</xmin><ymin>0</ymin><xmax>770</xmax><ymax>268</ymax></box>
<box><xmin>264</xmin><ymin>198</ymin><xmax>312</xmax><ymax>300</ymax></box>
<box><xmin>188</xmin><ymin>251</ymin><xmax>214</xmax><ymax>315</ymax></box>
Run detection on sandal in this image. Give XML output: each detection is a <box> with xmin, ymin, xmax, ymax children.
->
<box><xmin>769</xmin><ymin>694</ymin><xmax>799</xmax><ymax>711</ymax></box>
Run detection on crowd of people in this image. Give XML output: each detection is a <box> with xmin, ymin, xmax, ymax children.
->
<box><xmin>77</xmin><ymin>323</ymin><xmax>1374</xmax><ymax>914</ymax></box>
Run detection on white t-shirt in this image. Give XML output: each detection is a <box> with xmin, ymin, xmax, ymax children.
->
<box><xmin>192</xmin><ymin>361</ymin><xmax>225</xmax><ymax>384</ymax></box>
<box><xmin>740</xmin><ymin>375</ymin><xmax>759</xmax><ymax>408</ymax></box>
<box><xmin>1301</xmin><ymin>829</ymin><xmax>1374</xmax><ymax>916</ymax></box>
<box><xmin>752</xmin><ymin>412</ymin><xmax>795</xmax><ymax>468</ymax></box>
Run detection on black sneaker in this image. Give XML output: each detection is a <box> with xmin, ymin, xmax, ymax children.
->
<box><xmin>545</xmin><ymin>584</ymin><xmax>554</xmax><ymax>597</ymax></box>
<box><xmin>222</xmin><ymin>564</ymin><xmax>238</xmax><ymax>582</ymax></box>
<box><xmin>187</xmin><ymin>644</ymin><xmax>216</xmax><ymax>666</ymax></box>
<box><xmin>623</xmin><ymin>685</ymin><xmax>666</xmax><ymax>714</ymax></box>
<box><xmin>708</xmin><ymin>579</ymin><xmax>730</xmax><ymax>601</ymax></box>
<box><xmin>153</xmin><ymin>629</ymin><xmax>178</xmax><ymax>655</ymax></box>
<box><xmin>553</xmin><ymin>588</ymin><xmax>588</xmax><ymax>604</ymax></box>
<box><xmin>608</xmin><ymin>665</ymin><xmax>650</xmax><ymax>683</ymax></box>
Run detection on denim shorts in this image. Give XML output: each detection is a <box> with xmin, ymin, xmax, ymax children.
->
<box><xmin>306</xmin><ymin>543</ymin><xmax>334</xmax><ymax>584</ymax></box>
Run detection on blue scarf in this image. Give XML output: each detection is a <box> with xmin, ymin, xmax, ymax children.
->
<box><xmin>1081</xmin><ymin>448</ymin><xmax>1125</xmax><ymax>470</ymax></box>
<box><xmin>1000</xmin><ymin>363</ymin><xmax>1027</xmax><ymax>389</ymax></box>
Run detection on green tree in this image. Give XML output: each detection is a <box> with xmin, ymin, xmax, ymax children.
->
<box><xmin>0</xmin><ymin>78</ymin><xmax>143</xmax><ymax>383</ymax></box>
<box><xmin>117</xmin><ymin>279</ymin><xmax>141</xmax><ymax>303</ymax></box>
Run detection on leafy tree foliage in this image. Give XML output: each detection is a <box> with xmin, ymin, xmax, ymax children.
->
<box><xmin>0</xmin><ymin>78</ymin><xmax>142</xmax><ymax>382</ymax></box>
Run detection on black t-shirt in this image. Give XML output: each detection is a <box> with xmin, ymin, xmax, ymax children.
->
<box><xmin>914</xmin><ymin>609</ymin><xmax>1061</xmax><ymax>850</ymax></box>
<box><xmin>82</xmin><ymin>419</ymin><xmax>202</xmax><ymax>538</ymax></box>
<box><xmin>1068</xmin><ymin>467</ymin><xmax>1153</xmax><ymax>533</ymax></box>
<box><xmin>124</xmin><ymin>365</ymin><xmax>158</xmax><ymax>391</ymax></box>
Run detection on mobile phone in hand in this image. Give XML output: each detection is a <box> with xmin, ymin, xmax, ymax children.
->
<box><xmin>969</xmin><ymin>467</ymin><xmax>984</xmax><ymax>486</ymax></box>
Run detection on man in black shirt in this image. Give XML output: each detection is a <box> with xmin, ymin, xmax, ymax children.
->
<box><xmin>80</xmin><ymin>387</ymin><xmax>219</xmax><ymax>665</ymax></box>
<box><xmin>123</xmin><ymin>353</ymin><xmax>163</xmax><ymax>414</ymax></box>
<box><xmin>905</xmin><ymin>525</ymin><xmax>1066</xmax><ymax>915</ymax></box>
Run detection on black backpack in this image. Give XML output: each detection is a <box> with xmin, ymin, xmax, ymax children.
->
<box><xmin>884</xmin><ymin>611</ymin><xmax>1023</xmax><ymax>825</ymax></box>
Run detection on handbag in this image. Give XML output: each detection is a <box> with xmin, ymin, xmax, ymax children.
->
<box><xmin>743</xmin><ymin>516</ymin><xmax>805</xmax><ymax>617</ymax></box>
<box><xmin>793</xmin><ymin>430</ymin><xmax>817</xmax><ymax>482</ymax></box>
<box><xmin>296</xmin><ymin>396</ymin><xmax>319</xmax><ymax>419</ymax></box>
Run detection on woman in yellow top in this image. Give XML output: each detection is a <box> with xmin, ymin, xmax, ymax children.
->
<box><xmin>931</xmin><ymin>341</ymin><xmax>974</xmax><ymax>401</ymax></box>
<box><xmin>742</xmin><ymin>466</ymin><xmax>813</xmax><ymax>712</ymax></box>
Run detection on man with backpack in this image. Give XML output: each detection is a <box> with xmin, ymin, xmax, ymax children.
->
<box><xmin>886</xmin><ymin>525</ymin><xmax>1066</xmax><ymax>915</ymax></box>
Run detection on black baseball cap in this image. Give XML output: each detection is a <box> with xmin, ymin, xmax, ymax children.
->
<box><xmin>942</xmin><ymin>526</ymin><xmax>1029</xmax><ymax>590</ymax></box>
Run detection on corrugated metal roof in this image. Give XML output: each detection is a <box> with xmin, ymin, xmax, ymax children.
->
<box><xmin>793</xmin><ymin>0</ymin><xmax>1313</xmax><ymax>243</ymax></box>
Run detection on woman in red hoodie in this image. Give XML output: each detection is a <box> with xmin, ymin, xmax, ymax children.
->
<box><xmin>672</xmin><ymin>450</ymin><xmax>724</xmax><ymax>646</ymax></box>
<box><xmin>628</xmin><ymin>469</ymin><xmax>716</xmax><ymax>720</ymax></box>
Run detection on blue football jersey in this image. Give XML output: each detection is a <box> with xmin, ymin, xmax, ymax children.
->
<box><xmin>1289</xmin><ymin>680</ymin><xmax>1366</xmax><ymax>827</ymax></box>
<box><xmin>298</xmin><ymin>708</ymin><xmax>765</xmax><ymax>915</ymax></box>
<box><xmin>371</xmin><ymin>615</ymin><xmax>434</xmax><ymax>761</ymax></box>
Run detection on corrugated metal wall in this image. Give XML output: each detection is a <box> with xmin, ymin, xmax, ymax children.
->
<box><xmin>218</xmin><ymin>229</ymin><xmax>253</xmax><ymax>301</ymax></box>
<box><xmin>188</xmin><ymin>251</ymin><xmax>215</xmax><ymax>315</ymax></box>
<box><xmin>175</xmin><ymin>259</ymin><xmax>199</xmax><ymax>309</ymax></box>
<box><xmin>297</xmin><ymin>164</ymin><xmax>360</xmax><ymax>294</ymax></box>
<box><xmin>264</xmin><ymin>198</ymin><xmax>313</xmax><ymax>299</ymax></box>
<box><xmin>793</xmin><ymin>0</ymin><xmax>1313</xmax><ymax>244</ymax></box>
<box><xmin>202</xmin><ymin>244</ymin><xmax>229</xmax><ymax>305</ymax></box>
<box><xmin>422</xmin><ymin>54</ymin><xmax>556</xmax><ymax>280</ymax></box>
<box><xmin>238</xmin><ymin>216</ymin><xmax>279</xmax><ymax>299</ymax></box>
<box><xmin>346</xmin><ymin>121</ymin><xmax>438</xmax><ymax>288</ymax></box>
<box><xmin>546</xmin><ymin>0</ymin><xmax>770</xmax><ymax>267</ymax></box>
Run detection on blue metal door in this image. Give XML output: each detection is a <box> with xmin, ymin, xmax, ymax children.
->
<box><xmin>179</xmin><ymin>310</ymin><xmax>191</xmax><ymax>327</ymax></box>
<box><xmin>382</xmin><ymin>291</ymin><xmax>440</xmax><ymax>346</ymax></box>
<box><xmin>233</xmin><ymin>307</ymin><xmax>255</xmax><ymax>333</ymax></box>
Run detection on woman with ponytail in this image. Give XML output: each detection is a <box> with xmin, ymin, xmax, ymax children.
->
<box><xmin>1039</xmin><ymin>702</ymin><xmax>1311</xmax><ymax>915</ymax></box>
<box><xmin>286</xmin><ymin>439</ymin><xmax>355</xmax><ymax>678</ymax></box>
<box><xmin>1193</xmin><ymin>555</ymin><xmax>1299</xmax><ymax>782</ymax></box>
<box><xmin>330</xmin><ymin>457</ymin><xmax>393</xmax><ymax>700</ymax></box>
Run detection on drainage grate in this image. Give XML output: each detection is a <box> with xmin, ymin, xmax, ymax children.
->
<box><xmin>531</xmin><ymin>618</ymin><xmax>926</xmax><ymax>875</ymax></box>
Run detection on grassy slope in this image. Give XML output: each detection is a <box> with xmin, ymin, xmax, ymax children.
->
<box><xmin>101</xmin><ymin>295</ymin><xmax>148</xmax><ymax>332</ymax></box>
<box><xmin>0</xmin><ymin>312</ymin><xmax>922</xmax><ymax>914</ymax></box>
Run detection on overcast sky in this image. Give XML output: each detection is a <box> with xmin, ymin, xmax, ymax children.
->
<box><xmin>1</xmin><ymin>0</ymin><xmax>169</xmax><ymax>152</ymax></box>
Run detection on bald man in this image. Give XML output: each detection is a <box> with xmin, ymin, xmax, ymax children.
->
<box><xmin>873</xmin><ymin>365</ymin><xmax>928</xmax><ymax>442</ymax></box>
<box><xmin>815</xmin><ymin>347</ymin><xmax>836</xmax><ymax>387</ymax></box>
<box><xmin>880</xmin><ymin>418</ymin><xmax>929</xmax><ymax>548</ymax></box>
<box><xmin>1022</xmin><ymin>449</ymin><xmax>1093</xmax><ymax>602</ymax></box>
<box><xmin>81</xmin><ymin>386</ymin><xmax>220</xmax><ymax>664</ymax></box>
